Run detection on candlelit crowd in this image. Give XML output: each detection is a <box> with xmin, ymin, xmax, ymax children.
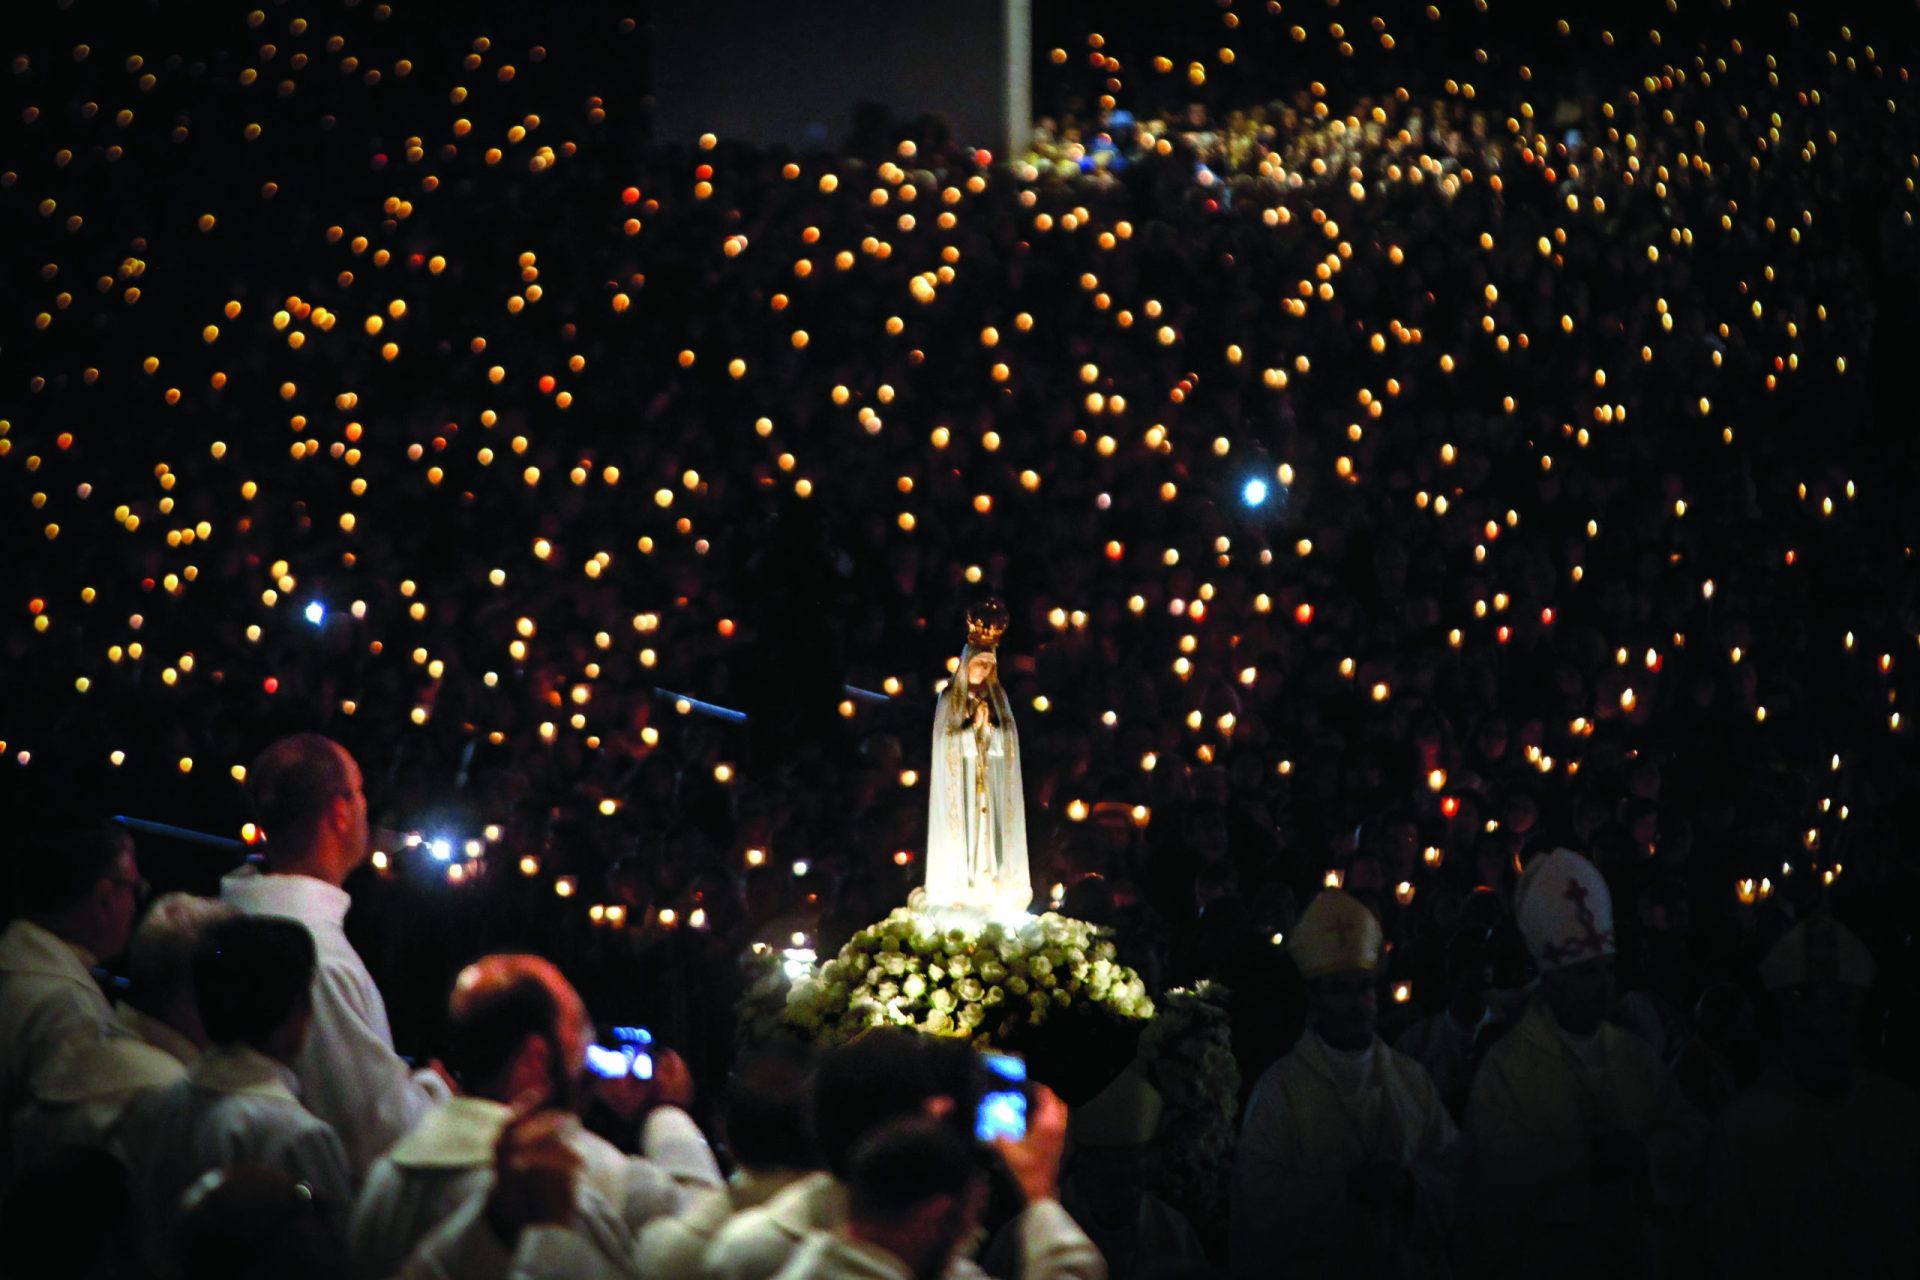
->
<box><xmin>4</xmin><ymin>0</ymin><xmax>1920</xmax><ymax>1276</ymax></box>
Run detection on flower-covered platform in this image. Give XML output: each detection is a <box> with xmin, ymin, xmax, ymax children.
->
<box><xmin>748</xmin><ymin>907</ymin><xmax>1154</xmax><ymax>1050</ymax></box>
<box><xmin>737</xmin><ymin>908</ymin><xmax>1238</xmax><ymax>1223</ymax></box>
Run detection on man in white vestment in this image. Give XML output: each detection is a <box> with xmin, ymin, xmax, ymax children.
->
<box><xmin>636</xmin><ymin>1043</ymin><xmax>820</xmax><ymax>1278</ymax></box>
<box><xmin>222</xmin><ymin>733</ymin><xmax>449</xmax><ymax>1175</ymax></box>
<box><xmin>1231</xmin><ymin>889</ymin><xmax>1458</xmax><ymax>1279</ymax></box>
<box><xmin>397</xmin><ymin>1105</ymin><xmax>692</xmax><ymax>1280</ymax></box>
<box><xmin>1701</xmin><ymin>914</ymin><xmax>1920</xmax><ymax>1276</ymax></box>
<box><xmin>769</xmin><ymin>1119</ymin><xmax>988</xmax><ymax>1280</ymax></box>
<box><xmin>986</xmin><ymin>1068</ymin><xmax>1206</xmax><ymax>1280</ymax></box>
<box><xmin>350</xmin><ymin>952</ymin><xmax>721</xmax><ymax>1280</ymax></box>
<box><xmin>0</xmin><ymin>818</ymin><xmax>140</xmax><ymax>1175</ymax></box>
<box><xmin>117</xmin><ymin>914</ymin><xmax>354</xmax><ymax>1276</ymax></box>
<box><xmin>12</xmin><ymin>892</ymin><xmax>234</xmax><ymax>1164</ymax></box>
<box><xmin>702</xmin><ymin>1028</ymin><xmax>1103</xmax><ymax>1280</ymax></box>
<box><xmin>1462</xmin><ymin>847</ymin><xmax>1704</xmax><ymax>1278</ymax></box>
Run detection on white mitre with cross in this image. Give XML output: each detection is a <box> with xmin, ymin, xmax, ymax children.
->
<box><xmin>1516</xmin><ymin>847</ymin><xmax>1616</xmax><ymax>970</ymax></box>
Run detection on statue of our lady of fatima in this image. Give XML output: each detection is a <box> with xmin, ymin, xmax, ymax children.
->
<box><xmin>917</xmin><ymin>599</ymin><xmax>1033</xmax><ymax>920</ymax></box>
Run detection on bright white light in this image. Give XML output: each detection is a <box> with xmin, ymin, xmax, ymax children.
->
<box><xmin>1242</xmin><ymin>478</ymin><xmax>1270</xmax><ymax>507</ymax></box>
<box><xmin>791</xmin><ymin>859</ymin><xmax>810</xmax><ymax>877</ymax></box>
<box><xmin>430</xmin><ymin>838</ymin><xmax>453</xmax><ymax>862</ymax></box>
<box><xmin>781</xmin><ymin>947</ymin><xmax>817</xmax><ymax>981</ymax></box>
<box><xmin>304</xmin><ymin>601</ymin><xmax>326</xmax><ymax>625</ymax></box>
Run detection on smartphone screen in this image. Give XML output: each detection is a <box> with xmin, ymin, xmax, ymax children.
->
<box><xmin>612</xmin><ymin>1025</ymin><xmax>654</xmax><ymax>1080</ymax></box>
<box><xmin>585</xmin><ymin>1033</ymin><xmax>655</xmax><ymax>1081</ymax></box>
<box><xmin>975</xmin><ymin>1051</ymin><xmax>1028</xmax><ymax>1142</ymax></box>
<box><xmin>585</xmin><ymin>1044</ymin><xmax>635</xmax><ymax>1079</ymax></box>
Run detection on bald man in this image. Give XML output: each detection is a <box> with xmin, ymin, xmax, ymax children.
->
<box><xmin>350</xmin><ymin>954</ymin><xmax>720</xmax><ymax>1280</ymax></box>
<box><xmin>223</xmin><ymin>734</ymin><xmax>449</xmax><ymax>1175</ymax></box>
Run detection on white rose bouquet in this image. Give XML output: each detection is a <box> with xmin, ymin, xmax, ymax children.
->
<box><xmin>774</xmin><ymin>908</ymin><xmax>1154</xmax><ymax>1048</ymax></box>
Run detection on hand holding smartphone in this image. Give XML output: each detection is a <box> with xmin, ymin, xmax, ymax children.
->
<box><xmin>977</xmin><ymin>1056</ymin><xmax>1068</xmax><ymax>1205</ymax></box>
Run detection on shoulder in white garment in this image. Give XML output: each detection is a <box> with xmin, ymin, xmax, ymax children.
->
<box><xmin>220</xmin><ymin>865</ymin><xmax>442</xmax><ymax>1177</ymax></box>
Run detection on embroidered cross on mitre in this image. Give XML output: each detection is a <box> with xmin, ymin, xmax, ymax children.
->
<box><xmin>1329</xmin><ymin>910</ymin><xmax>1363</xmax><ymax>951</ymax></box>
<box><xmin>1540</xmin><ymin>875</ymin><xmax>1614</xmax><ymax>965</ymax></box>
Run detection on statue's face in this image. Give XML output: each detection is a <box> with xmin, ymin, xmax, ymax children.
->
<box><xmin>966</xmin><ymin>652</ymin><xmax>996</xmax><ymax>686</ymax></box>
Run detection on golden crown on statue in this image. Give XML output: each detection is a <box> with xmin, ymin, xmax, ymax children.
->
<box><xmin>966</xmin><ymin>598</ymin><xmax>1010</xmax><ymax>650</ymax></box>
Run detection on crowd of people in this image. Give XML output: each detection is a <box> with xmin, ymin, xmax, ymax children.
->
<box><xmin>4</xmin><ymin>740</ymin><xmax>1915</xmax><ymax>1276</ymax></box>
<box><xmin>2</xmin><ymin>739</ymin><xmax>1108</xmax><ymax>1279</ymax></box>
<box><xmin>4</xmin><ymin>0</ymin><xmax>1920</xmax><ymax>1274</ymax></box>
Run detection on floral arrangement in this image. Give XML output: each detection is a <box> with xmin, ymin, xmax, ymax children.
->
<box><xmin>1137</xmin><ymin>982</ymin><xmax>1240</xmax><ymax>1232</ymax></box>
<box><xmin>778</xmin><ymin>908</ymin><xmax>1154</xmax><ymax>1048</ymax></box>
<box><xmin>735</xmin><ymin>945</ymin><xmax>795</xmax><ymax>1052</ymax></box>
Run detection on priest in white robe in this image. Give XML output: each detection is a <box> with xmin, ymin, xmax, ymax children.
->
<box><xmin>636</xmin><ymin>1044</ymin><xmax>818</xmax><ymax>1278</ymax></box>
<box><xmin>350</xmin><ymin>954</ymin><xmax>720</xmax><ymax>1280</ymax></box>
<box><xmin>223</xmin><ymin>734</ymin><xmax>449</xmax><ymax>1177</ymax></box>
<box><xmin>115</xmin><ymin>915</ymin><xmax>353</xmax><ymax>1277</ymax></box>
<box><xmin>985</xmin><ymin>1069</ymin><xmax>1207</xmax><ymax>1280</ymax></box>
<box><xmin>702</xmin><ymin>1029</ymin><xmax>1102</xmax><ymax>1280</ymax></box>
<box><xmin>1461</xmin><ymin>848</ymin><xmax>1704</xmax><ymax>1278</ymax></box>
<box><xmin>1231</xmin><ymin>889</ymin><xmax>1458</xmax><ymax>1279</ymax></box>
<box><xmin>12</xmin><ymin>892</ymin><xmax>232</xmax><ymax>1165</ymax></box>
<box><xmin>704</xmin><ymin>1130</ymin><xmax>1098</xmax><ymax>1280</ymax></box>
<box><xmin>1701</xmin><ymin>915</ymin><xmax>1920</xmax><ymax>1276</ymax></box>
<box><xmin>0</xmin><ymin>819</ymin><xmax>140</xmax><ymax>1175</ymax></box>
<box><xmin>396</xmin><ymin>1106</ymin><xmax>650</xmax><ymax>1280</ymax></box>
<box><xmin>768</xmin><ymin>1119</ymin><xmax>987</xmax><ymax>1280</ymax></box>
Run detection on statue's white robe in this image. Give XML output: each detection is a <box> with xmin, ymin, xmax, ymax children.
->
<box><xmin>923</xmin><ymin>648</ymin><xmax>1031</xmax><ymax>918</ymax></box>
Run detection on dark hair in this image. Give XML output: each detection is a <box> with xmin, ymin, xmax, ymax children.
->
<box><xmin>725</xmin><ymin>1042</ymin><xmax>819</xmax><ymax>1172</ymax></box>
<box><xmin>442</xmin><ymin>971</ymin><xmax>561</xmax><ymax>1088</ymax></box>
<box><xmin>1445</xmin><ymin>929</ymin><xmax>1492</xmax><ymax>979</ymax></box>
<box><xmin>194</xmin><ymin>916</ymin><xmax>316</xmax><ymax>1049</ymax></box>
<box><xmin>846</xmin><ymin>1117</ymin><xmax>979</xmax><ymax>1223</ymax></box>
<box><xmin>247</xmin><ymin>734</ymin><xmax>354</xmax><ymax>851</ymax></box>
<box><xmin>9</xmin><ymin>816</ymin><xmax>132</xmax><ymax>919</ymax></box>
<box><xmin>811</xmin><ymin>1029</ymin><xmax>938</xmax><ymax>1178</ymax></box>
